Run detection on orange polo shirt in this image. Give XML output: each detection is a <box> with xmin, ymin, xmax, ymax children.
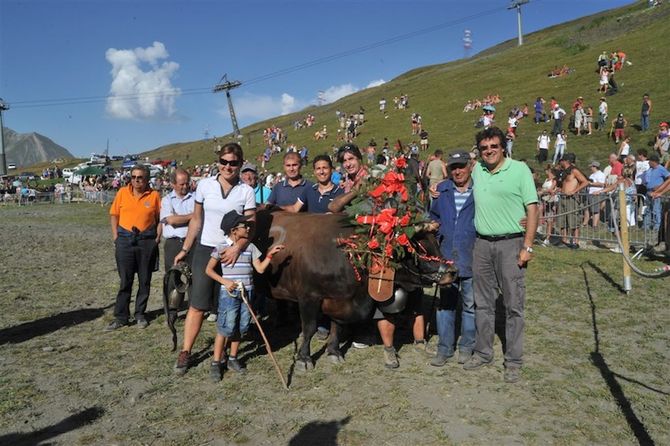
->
<box><xmin>110</xmin><ymin>184</ymin><xmax>161</xmax><ymax>232</ymax></box>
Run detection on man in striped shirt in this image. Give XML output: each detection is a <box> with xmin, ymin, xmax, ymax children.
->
<box><xmin>429</xmin><ymin>150</ymin><xmax>476</xmax><ymax>366</ymax></box>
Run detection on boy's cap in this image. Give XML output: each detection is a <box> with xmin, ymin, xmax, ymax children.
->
<box><xmin>590</xmin><ymin>161</ymin><xmax>601</xmax><ymax>168</ymax></box>
<box><xmin>220</xmin><ymin>210</ymin><xmax>251</xmax><ymax>234</ymax></box>
<box><xmin>447</xmin><ymin>150</ymin><xmax>471</xmax><ymax>166</ymax></box>
<box><xmin>649</xmin><ymin>154</ymin><xmax>660</xmax><ymax>162</ymax></box>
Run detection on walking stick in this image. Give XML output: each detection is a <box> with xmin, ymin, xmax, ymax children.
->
<box><xmin>237</xmin><ymin>283</ymin><xmax>289</xmax><ymax>391</ymax></box>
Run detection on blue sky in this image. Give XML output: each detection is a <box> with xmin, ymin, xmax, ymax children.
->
<box><xmin>0</xmin><ymin>0</ymin><xmax>634</xmax><ymax>158</ymax></box>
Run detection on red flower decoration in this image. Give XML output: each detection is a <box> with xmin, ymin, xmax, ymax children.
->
<box><xmin>396</xmin><ymin>233</ymin><xmax>410</xmax><ymax>246</ymax></box>
<box><xmin>395</xmin><ymin>157</ymin><xmax>407</xmax><ymax>169</ymax></box>
<box><xmin>399</xmin><ymin>213</ymin><xmax>410</xmax><ymax>226</ymax></box>
<box><xmin>368</xmin><ymin>238</ymin><xmax>380</xmax><ymax>249</ymax></box>
<box><xmin>385</xmin><ymin>243</ymin><xmax>393</xmax><ymax>257</ymax></box>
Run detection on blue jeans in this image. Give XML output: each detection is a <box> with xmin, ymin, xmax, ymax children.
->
<box><xmin>644</xmin><ymin>195</ymin><xmax>662</xmax><ymax>231</ymax></box>
<box><xmin>217</xmin><ymin>287</ymin><xmax>252</xmax><ymax>338</ymax></box>
<box><xmin>641</xmin><ymin>114</ymin><xmax>650</xmax><ymax>131</ymax></box>
<box><xmin>435</xmin><ymin>277</ymin><xmax>475</xmax><ymax>357</ymax></box>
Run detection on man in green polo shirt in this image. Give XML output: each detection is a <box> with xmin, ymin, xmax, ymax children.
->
<box><xmin>462</xmin><ymin>127</ymin><xmax>539</xmax><ymax>384</ymax></box>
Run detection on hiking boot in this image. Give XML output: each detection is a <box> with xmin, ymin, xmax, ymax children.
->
<box><xmin>383</xmin><ymin>346</ymin><xmax>399</xmax><ymax>369</ymax></box>
<box><xmin>136</xmin><ymin>318</ymin><xmax>149</xmax><ymax>329</ymax></box>
<box><xmin>463</xmin><ymin>354</ymin><xmax>492</xmax><ymax>370</ymax></box>
<box><xmin>227</xmin><ymin>358</ymin><xmax>247</xmax><ymax>374</ymax></box>
<box><xmin>174</xmin><ymin>350</ymin><xmax>190</xmax><ymax>376</ymax></box>
<box><xmin>458</xmin><ymin>350</ymin><xmax>472</xmax><ymax>365</ymax></box>
<box><xmin>206</xmin><ymin>313</ymin><xmax>218</xmax><ymax>322</ymax></box>
<box><xmin>413</xmin><ymin>340</ymin><xmax>435</xmax><ymax>356</ymax></box>
<box><xmin>209</xmin><ymin>361</ymin><xmax>222</xmax><ymax>382</ymax></box>
<box><xmin>430</xmin><ymin>353</ymin><xmax>452</xmax><ymax>367</ymax></box>
<box><xmin>504</xmin><ymin>367</ymin><xmax>521</xmax><ymax>383</ymax></box>
<box><xmin>105</xmin><ymin>320</ymin><xmax>127</xmax><ymax>331</ymax></box>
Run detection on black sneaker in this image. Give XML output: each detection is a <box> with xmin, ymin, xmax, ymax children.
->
<box><xmin>105</xmin><ymin>320</ymin><xmax>127</xmax><ymax>331</ymax></box>
<box><xmin>209</xmin><ymin>361</ymin><xmax>222</xmax><ymax>382</ymax></box>
<box><xmin>228</xmin><ymin>358</ymin><xmax>247</xmax><ymax>374</ymax></box>
<box><xmin>174</xmin><ymin>350</ymin><xmax>191</xmax><ymax>376</ymax></box>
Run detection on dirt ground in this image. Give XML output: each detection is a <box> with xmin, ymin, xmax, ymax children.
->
<box><xmin>0</xmin><ymin>204</ymin><xmax>668</xmax><ymax>445</ymax></box>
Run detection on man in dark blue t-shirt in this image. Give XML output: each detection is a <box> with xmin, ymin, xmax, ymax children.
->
<box><xmin>267</xmin><ymin>152</ymin><xmax>313</xmax><ymax>211</ymax></box>
<box><xmin>302</xmin><ymin>155</ymin><xmax>344</xmax><ymax>214</ymax></box>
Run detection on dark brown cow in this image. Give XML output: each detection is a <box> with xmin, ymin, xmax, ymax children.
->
<box><xmin>253</xmin><ymin>210</ymin><xmax>452</xmax><ymax>370</ymax></box>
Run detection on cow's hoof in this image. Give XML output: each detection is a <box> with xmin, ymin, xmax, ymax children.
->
<box><xmin>295</xmin><ymin>359</ymin><xmax>314</xmax><ymax>372</ymax></box>
<box><xmin>328</xmin><ymin>354</ymin><xmax>344</xmax><ymax>364</ymax></box>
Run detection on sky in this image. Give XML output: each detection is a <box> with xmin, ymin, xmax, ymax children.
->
<box><xmin>0</xmin><ymin>0</ymin><xmax>635</xmax><ymax>158</ymax></box>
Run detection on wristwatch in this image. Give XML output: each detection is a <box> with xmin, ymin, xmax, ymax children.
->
<box><xmin>524</xmin><ymin>246</ymin><xmax>534</xmax><ymax>254</ymax></box>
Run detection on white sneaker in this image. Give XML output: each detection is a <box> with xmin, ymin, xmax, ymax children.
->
<box><xmin>352</xmin><ymin>341</ymin><xmax>371</xmax><ymax>349</ymax></box>
<box><xmin>206</xmin><ymin>313</ymin><xmax>218</xmax><ymax>322</ymax></box>
<box><xmin>541</xmin><ymin>239</ymin><xmax>550</xmax><ymax>247</ymax></box>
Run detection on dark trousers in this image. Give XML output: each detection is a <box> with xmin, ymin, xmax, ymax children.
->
<box><xmin>552</xmin><ymin>118</ymin><xmax>563</xmax><ymax>136</ymax></box>
<box><xmin>114</xmin><ymin>237</ymin><xmax>157</xmax><ymax>322</ymax></box>
<box><xmin>164</xmin><ymin>237</ymin><xmax>192</xmax><ymax>272</ymax></box>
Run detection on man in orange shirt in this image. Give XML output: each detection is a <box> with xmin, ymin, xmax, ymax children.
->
<box><xmin>107</xmin><ymin>165</ymin><xmax>162</xmax><ymax>330</ymax></box>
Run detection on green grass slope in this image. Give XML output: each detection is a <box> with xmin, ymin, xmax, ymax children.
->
<box><xmin>145</xmin><ymin>1</ymin><xmax>670</xmax><ymax>174</ymax></box>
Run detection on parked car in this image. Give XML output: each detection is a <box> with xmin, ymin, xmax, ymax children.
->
<box><xmin>62</xmin><ymin>168</ymin><xmax>74</xmax><ymax>179</ymax></box>
<box><xmin>18</xmin><ymin>172</ymin><xmax>35</xmax><ymax>180</ymax></box>
<box><xmin>7</xmin><ymin>163</ymin><xmax>16</xmax><ymax>170</ymax></box>
<box><xmin>110</xmin><ymin>155</ymin><xmax>124</xmax><ymax>161</ymax></box>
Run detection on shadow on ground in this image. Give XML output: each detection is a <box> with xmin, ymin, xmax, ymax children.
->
<box><xmin>288</xmin><ymin>416</ymin><xmax>351</xmax><ymax>446</ymax></box>
<box><xmin>0</xmin><ymin>305</ymin><xmax>112</xmax><ymax>345</ymax></box>
<box><xmin>581</xmin><ymin>262</ymin><xmax>656</xmax><ymax>446</ymax></box>
<box><xmin>0</xmin><ymin>406</ymin><xmax>104</xmax><ymax>446</ymax></box>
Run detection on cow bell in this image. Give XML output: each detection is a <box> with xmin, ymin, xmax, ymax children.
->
<box><xmin>377</xmin><ymin>286</ymin><xmax>409</xmax><ymax>314</ymax></box>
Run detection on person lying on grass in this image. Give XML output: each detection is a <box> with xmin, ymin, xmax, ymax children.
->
<box><xmin>205</xmin><ymin>210</ymin><xmax>284</xmax><ymax>382</ymax></box>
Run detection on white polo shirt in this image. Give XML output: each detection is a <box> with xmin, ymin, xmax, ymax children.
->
<box><xmin>195</xmin><ymin>176</ymin><xmax>256</xmax><ymax>247</ymax></box>
<box><xmin>160</xmin><ymin>190</ymin><xmax>196</xmax><ymax>239</ymax></box>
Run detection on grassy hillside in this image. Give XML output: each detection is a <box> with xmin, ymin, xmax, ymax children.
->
<box><xmin>147</xmin><ymin>1</ymin><xmax>669</xmax><ymax>175</ymax></box>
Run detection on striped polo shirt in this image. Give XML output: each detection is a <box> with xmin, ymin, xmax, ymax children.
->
<box><xmin>211</xmin><ymin>237</ymin><xmax>262</xmax><ymax>291</ymax></box>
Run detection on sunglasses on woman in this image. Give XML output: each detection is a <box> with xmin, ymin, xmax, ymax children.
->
<box><xmin>218</xmin><ymin>159</ymin><xmax>242</xmax><ymax>167</ymax></box>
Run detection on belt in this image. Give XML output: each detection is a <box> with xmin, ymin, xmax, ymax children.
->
<box><xmin>166</xmin><ymin>237</ymin><xmax>186</xmax><ymax>242</ymax></box>
<box><xmin>476</xmin><ymin>232</ymin><xmax>523</xmax><ymax>242</ymax></box>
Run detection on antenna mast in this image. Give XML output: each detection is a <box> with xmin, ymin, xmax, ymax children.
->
<box><xmin>213</xmin><ymin>74</ymin><xmax>242</xmax><ymax>138</ymax></box>
<box><xmin>508</xmin><ymin>0</ymin><xmax>529</xmax><ymax>46</ymax></box>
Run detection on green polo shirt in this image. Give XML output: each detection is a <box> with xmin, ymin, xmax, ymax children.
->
<box><xmin>472</xmin><ymin>158</ymin><xmax>538</xmax><ymax>236</ymax></box>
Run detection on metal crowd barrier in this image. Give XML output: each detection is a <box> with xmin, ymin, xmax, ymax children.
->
<box><xmin>538</xmin><ymin>190</ymin><xmax>667</xmax><ymax>249</ymax></box>
<box><xmin>2</xmin><ymin>189</ymin><xmax>118</xmax><ymax>206</ymax></box>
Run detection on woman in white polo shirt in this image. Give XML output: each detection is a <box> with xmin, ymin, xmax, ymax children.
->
<box><xmin>173</xmin><ymin>142</ymin><xmax>256</xmax><ymax>376</ymax></box>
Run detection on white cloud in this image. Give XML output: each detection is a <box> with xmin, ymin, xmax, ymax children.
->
<box><xmin>105</xmin><ymin>41</ymin><xmax>180</xmax><ymax>120</ymax></box>
<box><xmin>366</xmin><ymin>79</ymin><xmax>386</xmax><ymax>88</ymax></box>
<box><xmin>319</xmin><ymin>79</ymin><xmax>387</xmax><ymax>104</ymax></box>
<box><xmin>232</xmin><ymin>92</ymin><xmax>304</xmax><ymax>121</ymax></box>
<box><xmin>321</xmin><ymin>83</ymin><xmax>358</xmax><ymax>104</ymax></box>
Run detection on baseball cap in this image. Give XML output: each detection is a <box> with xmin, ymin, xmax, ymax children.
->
<box><xmin>447</xmin><ymin>150</ymin><xmax>471</xmax><ymax>166</ymax></box>
<box><xmin>660</xmin><ymin>122</ymin><xmax>669</xmax><ymax>128</ymax></box>
<box><xmin>220</xmin><ymin>210</ymin><xmax>252</xmax><ymax>234</ymax></box>
<box><xmin>241</xmin><ymin>162</ymin><xmax>257</xmax><ymax>173</ymax></box>
<box><xmin>589</xmin><ymin>161</ymin><xmax>601</xmax><ymax>168</ymax></box>
<box><xmin>561</xmin><ymin>153</ymin><xmax>576</xmax><ymax>163</ymax></box>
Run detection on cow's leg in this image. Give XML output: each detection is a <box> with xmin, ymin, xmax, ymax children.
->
<box><xmin>296</xmin><ymin>299</ymin><xmax>319</xmax><ymax>371</ymax></box>
<box><xmin>327</xmin><ymin>320</ymin><xmax>344</xmax><ymax>363</ymax></box>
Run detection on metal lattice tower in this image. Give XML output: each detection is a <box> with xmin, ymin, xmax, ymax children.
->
<box><xmin>213</xmin><ymin>74</ymin><xmax>242</xmax><ymax>138</ymax></box>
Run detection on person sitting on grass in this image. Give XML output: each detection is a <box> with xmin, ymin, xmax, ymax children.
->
<box><xmin>205</xmin><ymin>210</ymin><xmax>285</xmax><ymax>382</ymax></box>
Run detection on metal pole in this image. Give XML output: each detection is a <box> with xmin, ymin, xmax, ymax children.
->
<box><xmin>0</xmin><ymin>99</ymin><xmax>8</xmax><ymax>176</ymax></box>
<box><xmin>516</xmin><ymin>5</ymin><xmax>523</xmax><ymax>46</ymax></box>
<box><xmin>618</xmin><ymin>184</ymin><xmax>632</xmax><ymax>294</ymax></box>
